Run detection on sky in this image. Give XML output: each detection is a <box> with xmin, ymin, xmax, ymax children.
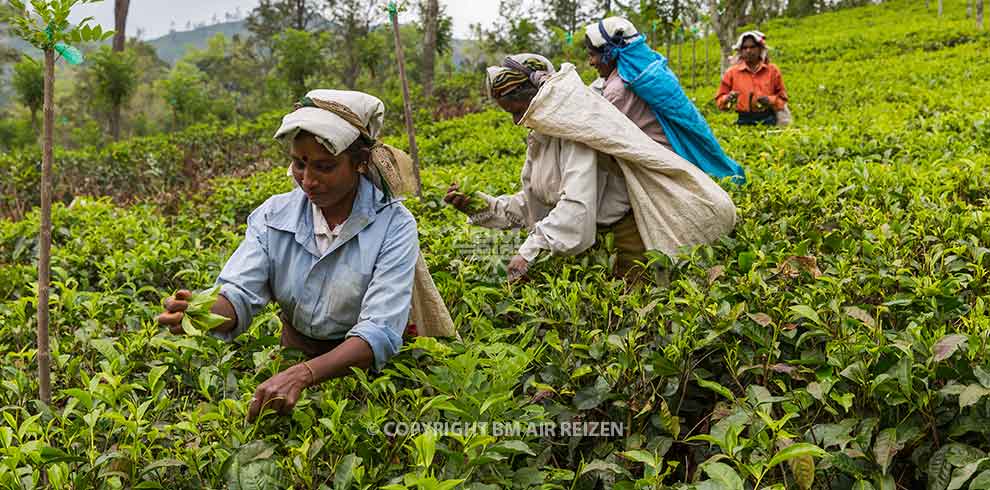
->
<box><xmin>67</xmin><ymin>0</ymin><xmax>503</xmax><ymax>41</ymax></box>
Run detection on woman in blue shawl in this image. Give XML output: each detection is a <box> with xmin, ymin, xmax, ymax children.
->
<box><xmin>584</xmin><ymin>17</ymin><xmax>746</xmax><ymax>184</ymax></box>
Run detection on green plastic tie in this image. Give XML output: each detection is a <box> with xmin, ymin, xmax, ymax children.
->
<box><xmin>55</xmin><ymin>42</ymin><xmax>84</xmax><ymax>65</ymax></box>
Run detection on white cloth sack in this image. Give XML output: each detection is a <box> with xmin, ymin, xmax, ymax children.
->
<box><xmin>776</xmin><ymin>104</ymin><xmax>792</xmax><ymax>127</ymax></box>
<box><xmin>519</xmin><ymin>64</ymin><xmax>738</xmax><ymax>258</ymax></box>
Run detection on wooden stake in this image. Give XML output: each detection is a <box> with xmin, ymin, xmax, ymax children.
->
<box><xmin>38</xmin><ymin>47</ymin><xmax>54</xmax><ymax>405</ymax></box>
<box><xmin>388</xmin><ymin>2</ymin><xmax>422</xmax><ymax>197</ymax></box>
<box><xmin>692</xmin><ymin>37</ymin><xmax>697</xmax><ymax>89</ymax></box>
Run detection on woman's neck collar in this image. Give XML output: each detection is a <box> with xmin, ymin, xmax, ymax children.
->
<box><xmin>318</xmin><ymin>184</ymin><xmax>360</xmax><ymax>228</ymax></box>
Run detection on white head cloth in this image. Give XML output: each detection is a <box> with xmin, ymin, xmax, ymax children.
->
<box><xmin>273</xmin><ymin>89</ymin><xmax>385</xmax><ymax>155</ymax></box>
<box><xmin>732</xmin><ymin>30</ymin><xmax>767</xmax><ymax>51</ymax></box>
<box><xmin>584</xmin><ymin>17</ymin><xmax>639</xmax><ymax>48</ymax></box>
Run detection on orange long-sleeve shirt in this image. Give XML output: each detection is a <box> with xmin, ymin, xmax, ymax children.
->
<box><xmin>716</xmin><ymin>62</ymin><xmax>788</xmax><ymax>113</ymax></box>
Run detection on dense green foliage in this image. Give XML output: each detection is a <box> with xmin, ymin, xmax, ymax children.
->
<box><xmin>1</xmin><ymin>0</ymin><xmax>990</xmax><ymax>489</ymax></box>
<box><xmin>0</xmin><ymin>111</ymin><xmax>285</xmax><ymax>219</ymax></box>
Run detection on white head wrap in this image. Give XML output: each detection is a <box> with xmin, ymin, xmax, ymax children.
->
<box><xmin>584</xmin><ymin>17</ymin><xmax>639</xmax><ymax>48</ymax></box>
<box><xmin>274</xmin><ymin>89</ymin><xmax>418</xmax><ymax>199</ymax></box>
<box><xmin>732</xmin><ymin>30</ymin><xmax>767</xmax><ymax>51</ymax></box>
<box><xmin>274</xmin><ymin>89</ymin><xmax>385</xmax><ymax>156</ymax></box>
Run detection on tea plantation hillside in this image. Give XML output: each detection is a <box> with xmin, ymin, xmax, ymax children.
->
<box><xmin>1</xmin><ymin>0</ymin><xmax>989</xmax><ymax>488</ymax></box>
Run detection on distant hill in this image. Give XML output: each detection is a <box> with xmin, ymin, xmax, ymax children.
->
<box><xmin>146</xmin><ymin>20</ymin><xmax>249</xmax><ymax>65</ymax></box>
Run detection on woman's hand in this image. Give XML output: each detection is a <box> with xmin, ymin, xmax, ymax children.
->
<box><xmin>443</xmin><ymin>183</ymin><xmax>474</xmax><ymax>214</ymax></box>
<box><xmin>157</xmin><ymin>289</ymin><xmax>192</xmax><ymax>334</ymax></box>
<box><xmin>756</xmin><ymin>95</ymin><xmax>771</xmax><ymax>110</ymax></box>
<box><xmin>157</xmin><ymin>288</ymin><xmax>237</xmax><ymax>335</ymax></box>
<box><xmin>247</xmin><ymin>362</ymin><xmax>313</xmax><ymax>422</ymax></box>
<box><xmin>507</xmin><ymin>254</ymin><xmax>529</xmax><ymax>283</ymax></box>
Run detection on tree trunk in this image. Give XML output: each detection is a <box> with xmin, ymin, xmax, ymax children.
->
<box><xmin>938</xmin><ymin>0</ymin><xmax>943</xmax><ymax>16</ymax></box>
<box><xmin>979</xmin><ymin>0</ymin><xmax>985</xmax><ymax>28</ymax></box>
<box><xmin>295</xmin><ymin>0</ymin><xmax>306</xmax><ymax>30</ymax></box>
<box><xmin>712</xmin><ymin>0</ymin><xmax>744</xmax><ymax>73</ymax></box>
<box><xmin>113</xmin><ymin>0</ymin><xmax>129</xmax><ymax>51</ymax></box>
<box><xmin>38</xmin><ymin>48</ymin><xmax>55</xmax><ymax>406</ymax></box>
<box><xmin>110</xmin><ymin>105</ymin><xmax>121</xmax><ymax>140</ymax></box>
<box><xmin>604</xmin><ymin>0</ymin><xmax>611</xmax><ymax>15</ymax></box>
<box><xmin>422</xmin><ymin>0</ymin><xmax>438</xmax><ymax>99</ymax></box>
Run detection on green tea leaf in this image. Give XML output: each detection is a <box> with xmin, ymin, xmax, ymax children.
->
<box><xmin>695</xmin><ymin>377</ymin><xmax>735</xmax><ymax>401</ymax></box>
<box><xmin>873</xmin><ymin>428</ymin><xmax>900</xmax><ymax>475</ymax></box>
<box><xmin>790</xmin><ymin>305</ymin><xmax>823</xmax><ymax>326</ymax></box>
<box><xmin>767</xmin><ymin>443</ymin><xmax>826</xmax><ymax>470</ymax></box>
<box><xmin>573</xmin><ymin>376</ymin><xmax>610</xmax><ymax>410</ymax></box>
<box><xmin>789</xmin><ymin>453</ymin><xmax>816</xmax><ymax>490</ymax></box>
<box><xmin>333</xmin><ymin>454</ymin><xmax>362</xmax><ymax>490</ymax></box>
<box><xmin>699</xmin><ymin>461</ymin><xmax>744</xmax><ymax>490</ymax></box>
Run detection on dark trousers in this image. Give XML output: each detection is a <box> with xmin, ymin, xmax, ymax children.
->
<box><xmin>279</xmin><ymin>314</ymin><xmax>343</xmax><ymax>359</ymax></box>
<box><xmin>736</xmin><ymin>110</ymin><xmax>777</xmax><ymax>126</ymax></box>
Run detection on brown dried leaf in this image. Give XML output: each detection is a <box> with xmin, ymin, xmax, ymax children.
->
<box><xmin>530</xmin><ymin>390</ymin><xmax>554</xmax><ymax>404</ymax></box>
<box><xmin>707</xmin><ymin>265</ymin><xmax>726</xmax><ymax>285</ymax></box>
<box><xmin>748</xmin><ymin>312</ymin><xmax>773</xmax><ymax>327</ymax></box>
<box><xmin>844</xmin><ymin>306</ymin><xmax>876</xmax><ymax>328</ymax></box>
<box><xmin>771</xmin><ymin>363</ymin><xmax>798</xmax><ymax>375</ymax></box>
<box><xmin>794</xmin><ymin>255</ymin><xmax>823</xmax><ymax>278</ymax></box>
<box><xmin>775</xmin><ymin>255</ymin><xmax>823</xmax><ymax>279</ymax></box>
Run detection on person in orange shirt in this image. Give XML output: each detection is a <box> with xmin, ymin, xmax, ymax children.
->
<box><xmin>716</xmin><ymin>31</ymin><xmax>789</xmax><ymax>126</ymax></box>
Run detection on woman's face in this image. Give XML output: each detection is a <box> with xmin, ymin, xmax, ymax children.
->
<box><xmin>495</xmin><ymin>95</ymin><xmax>532</xmax><ymax>125</ymax></box>
<box><xmin>586</xmin><ymin>46</ymin><xmax>614</xmax><ymax>79</ymax></box>
<box><xmin>739</xmin><ymin>38</ymin><xmax>763</xmax><ymax>63</ymax></box>
<box><xmin>290</xmin><ymin>132</ymin><xmax>361</xmax><ymax>210</ymax></box>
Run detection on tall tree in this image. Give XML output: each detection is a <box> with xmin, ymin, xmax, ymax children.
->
<box><xmin>274</xmin><ymin>28</ymin><xmax>328</xmax><ymax>97</ymax></box>
<box><xmin>323</xmin><ymin>0</ymin><xmax>383</xmax><ymax>89</ymax></box>
<box><xmin>421</xmin><ymin>0</ymin><xmax>438</xmax><ymax>98</ymax></box>
<box><xmin>485</xmin><ymin>0</ymin><xmax>542</xmax><ymax>54</ymax></box>
<box><xmin>83</xmin><ymin>46</ymin><xmax>138</xmax><ymax>139</ymax></box>
<box><xmin>246</xmin><ymin>0</ymin><xmax>323</xmax><ymax>69</ymax></box>
<box><xmin>158</xmin><ymin>62</ymin><xmax>212</xmax><ymax>130</ymax></box>
<box><xmin>978</xmin><ymin>0</ymin><xmax>985</xmax><ymax>28</ymax></box>
<box><xmin>541</xmin><ymin>0</ymin><xmax>589</xmax><ymax>57</ymax></box>
<box><xmin>113</xmin><ymin>0</ymin><xmax>128</xmax><ymax>51</ymax></box>
<box><xmin>11</xmin><ymin>55</ymin><xmax>43</xmax><ymax>130</ymax></box>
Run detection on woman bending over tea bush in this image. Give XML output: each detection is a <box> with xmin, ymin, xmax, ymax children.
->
<box><xmin>157</xmin><ymin>90</ymin><xmax>450</xmax><ymax>421</ymax></box>
<box><xmin>445</xmin><ymin>54</ymin><xmax>737</xmax><ymax>282</ymax></box>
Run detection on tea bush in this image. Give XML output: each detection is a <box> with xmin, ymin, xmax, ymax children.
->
<box><xmin>1</xmin><ymin>0</ymin><xmax>990</xmax><ymax>488</ymax></box>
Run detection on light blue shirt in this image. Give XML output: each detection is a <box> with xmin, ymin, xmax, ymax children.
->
<box><xmin>214</xmin><ymin>176</ymin><xmax>418</xmax><ymax>371</ymax></box>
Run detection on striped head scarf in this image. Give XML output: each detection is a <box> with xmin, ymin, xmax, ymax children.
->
<box><xmin>485</xmin><ymin>53</ymin><xmax>556</xmax><ymax>99</ymax></box>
